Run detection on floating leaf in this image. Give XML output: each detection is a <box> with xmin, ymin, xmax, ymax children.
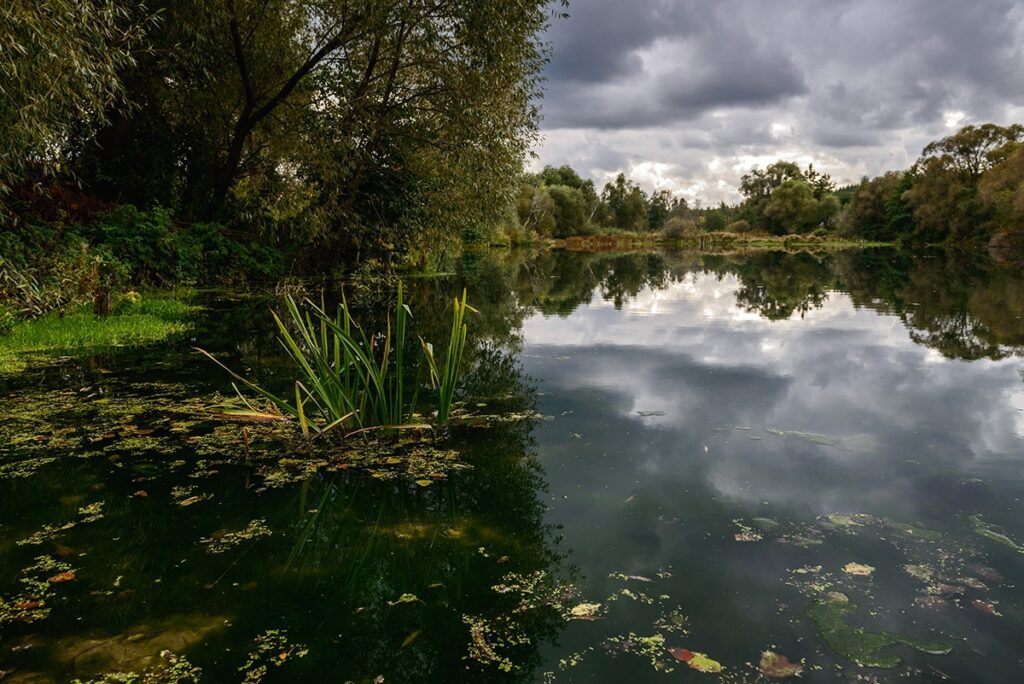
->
<box><xmin>759</xmin><ymin>651</ymin><xmax>803</xmax><ymax>678</ymax></box>
<box><xmin>569</xmin><ymin>603</ymin><xmax>603</xmax><ymax>620</ymax></box>
<box><xmin>972</xmin><ymin>600</ymin><xmax>1002</xmax><ymax>617</ymax></box>
<box><xmin>401</xmin><ymin>630</ymin><xmax>422</xmax><ymax>648</ymax></box>
<box><xmin>669</xmin><ymin>648</ymin><xmax>722</xmax><ymax>673</ymax></box>
<box><xmin>842</xmin><ymin>562</ymin><xmax>874</xmax><ymax>576</ymax></box>
<box><xmin>669</xmin><ymin>647</ymin><xmax>694</xmax><ymax>662</ymax></box>
<box><xmin>688</xmin><ymin>653</ymin><xmax>723</xmax><ymax>673</ymax></box>
<box><xmin>388</xmin><ymin>593</ymin><xmax>422</xmax><ymax>606</ymax></box>
<box><xmin>415</xmin><ymin>479</ymin><xmax>433</xmax><ymax>487</ymax></box>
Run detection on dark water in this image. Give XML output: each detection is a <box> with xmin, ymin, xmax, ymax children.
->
<box><xmin>2</xmin><ymin>248</ymin><xmax>1024</xmax><ymax>682</ymax></box>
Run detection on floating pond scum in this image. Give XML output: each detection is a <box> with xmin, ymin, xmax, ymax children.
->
<box><xmin>2</xmin><ymin>252</ymin><xmax>1024</xmax><ymax>681</ymax></box>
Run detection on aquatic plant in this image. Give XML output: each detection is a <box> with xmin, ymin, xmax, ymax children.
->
<box><xmin>421</xmin><ymin>288</ymin><xmax>473</xmax><ymax>425</ymax></box>
<box><xmin>197</xmin><ymin>283</ymin><xmax>474</xmax><ymax>437</ymax></box>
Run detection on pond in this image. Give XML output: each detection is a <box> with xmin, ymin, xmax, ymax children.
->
<box><xmin>2</xmin><ymin>248</ymin><xmax>1024</xmax><ymax>682</ymax></box>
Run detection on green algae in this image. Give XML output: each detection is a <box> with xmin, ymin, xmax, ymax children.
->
<box><xmin>0</xmin><ymin>554</ymin><xmax>75</xmax><ymax>629</ymax></box>
<box><xmin>17</xmin><ymin>501</ymin><xmax>105</xmax><ymax>545</ymax></box>
<box><xmin>71</xmin><ymin>651</ymin><xmax>202</xmax><ymax>684</ymax></box>
<box><xmin>238</xmin><ymin>630</ymin><xmax>308</xmax><ymax>684</ymax></box>
<box><xmin>200</xmin><ymin>519</ymin><xmax>272</xmax><ymax>554</ymax></box>
<box><xmin>808</xmin><ymin>593</ymin><xmax>951</xmax><ymax>668</ymax></box>
<box><xmin>884</xmin><ymin>519</ymin><xmax>943</xmax><ymax>542</ymax></box>
<box><xmin>970</xmin><ymin>514</ymin><xmax>1024</xmax><ymax>553</ymax></box>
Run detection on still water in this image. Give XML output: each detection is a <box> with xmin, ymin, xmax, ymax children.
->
<box><xmin>2</xmin><ymin>249</ymin><xmax>1024</xmax><ymax>682</ymax></box>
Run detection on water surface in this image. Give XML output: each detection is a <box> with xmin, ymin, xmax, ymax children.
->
<box><xmin>2</xmin><ymin>249</ymin><xmax>1024</xmax><ymax>682</ymax></box>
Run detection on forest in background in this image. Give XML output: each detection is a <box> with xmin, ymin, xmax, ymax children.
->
<box><xmin>510</xmin><ymin>123</ymin><xmax>1024</xmax><ymax>260</ymax></box>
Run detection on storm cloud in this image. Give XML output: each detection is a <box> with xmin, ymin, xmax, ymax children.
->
<box><xmin>535</xmin><ymin>0</ymin><xmax>1024</xmax><ymax>202</ymax></box>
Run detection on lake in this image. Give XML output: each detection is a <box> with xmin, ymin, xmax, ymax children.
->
<box><xmin>2</xmin><ymin>248</ymin><xmax>1024</xmax><ymax>682</ymax></box>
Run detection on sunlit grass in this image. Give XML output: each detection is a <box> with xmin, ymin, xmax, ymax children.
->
<box><xmin>0</xmin><ymin>293</ymin><xmax>200</xmax><ymax>373</ymax></box>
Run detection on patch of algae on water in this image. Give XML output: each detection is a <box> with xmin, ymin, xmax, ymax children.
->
<box><xmin>238</xmin><ymin>629</ymin><xmax>308</xmax><ymax>684</ymax></box>
<box><xmin>0</xmin><ymin>554</ymin><xmax>75</xmax><ymax>629</ymax></box>
<box><xmin>200</xmin><ymin>519</ymin><xmax>272</xmax><ymax>554</ymax></box>
<box><xmin>808</xmin><ymin>592</ymin><xmax>951</xmax><ymax>668</ymax></box>
<box><xmin>71</xmin><ymin>651</ymin><xmax>202</xmax><ymax>684</ymax></box>
<box><xmin>970</xmin><ymin>514</ymin><xmax>1024</xmax><ymax>553</ymax></box>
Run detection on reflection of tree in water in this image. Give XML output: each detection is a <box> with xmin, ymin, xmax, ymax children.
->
<box><xmin>720</xmin><ymin>252</ymin><xmax>833</xmax><ymax>321</ymax></box>
<box><xmin>234</xmin><ymin>345</ymin><xmax>572</xmax><ymax>682</ymax></box>
<box><xmin>466</xmin><ymin>247</ymin><xmax>1024</xmax><ymax>362</ymax></box>
<box><xmin>837</xmin><ymin>250</ymin><xmax>1024</xmax><ymax>361</ymax></box>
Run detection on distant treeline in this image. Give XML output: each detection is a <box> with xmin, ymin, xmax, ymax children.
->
<box><xmin>503</xmin><ymin>123</ymin><xmax>1024</xmax><ymax>256</ymax></box>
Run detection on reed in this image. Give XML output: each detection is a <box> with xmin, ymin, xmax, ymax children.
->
<box><xmin>197</xmin><ymin>283</ymin><xmax>474</xmax><ymax>438</ymax></box>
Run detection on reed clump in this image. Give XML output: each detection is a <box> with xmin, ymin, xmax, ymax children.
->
<box><xmin>198</xmin><ymin>283</ymin><xmax>474</xmax><ymax>439</ymax></box>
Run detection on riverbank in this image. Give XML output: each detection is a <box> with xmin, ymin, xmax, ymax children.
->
<box><xmin>546</xmin><ymin>231</ymin><xmax>893</xmax><ymax>253</ymax></box>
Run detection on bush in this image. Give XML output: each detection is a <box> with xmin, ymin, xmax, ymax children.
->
<box><xmin>0</xmin><ymin>206</ymin><xmax>286</xmax><ymax>327</ymax></box>
<box><xmin>725</xmin><ymin>219</ymin><xmax>752</xmax><ymax>233</ymax></box>
<box><xmin>661</xmin><ymin>217</ymin><xmax>698</xmax><ymax>241</ymax></box>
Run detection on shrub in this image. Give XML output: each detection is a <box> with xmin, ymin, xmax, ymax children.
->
<box><xmin>661</xmin><ymin>217</ymin><xmax>698</xmax><ymax>241</ymax></box>
<box><xmin>725</xmin><ymin>219</ymin><xmax>752</xmax><ymax>233</ymax></box>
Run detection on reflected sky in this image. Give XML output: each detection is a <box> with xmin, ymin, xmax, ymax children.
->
<box><xmin>521</xmin><ymin>270</ymin><xmax>1024</xmax><ymax>682</ymax></box>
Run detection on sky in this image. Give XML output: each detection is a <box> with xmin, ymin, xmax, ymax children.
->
<box><xmin>533</xmin><ymin>0</ymin><xmax>1024</xmax><ymax>204</ymax></box>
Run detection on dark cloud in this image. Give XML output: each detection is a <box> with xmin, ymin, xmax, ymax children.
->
<box><xmin>536</xmin><ymin>0</ymin><xmax>1024</xmax><ymax>201</ymax></box>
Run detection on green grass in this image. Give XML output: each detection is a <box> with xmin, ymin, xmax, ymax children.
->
<box><xmin>0</xmin><ymin>292</ymin><xmax>200</xmax><ymax>373</ymax></box>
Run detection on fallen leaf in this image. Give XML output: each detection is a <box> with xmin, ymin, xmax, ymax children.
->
<box><xmin>669</xmin><ymin>648</ymin><xmax>723</xmax><ymax>673</ymax></box>
<box><xmin>47</xmin><ymin>571</ymin><xmax>76</xmax><ymax>583</ymax></box>
<box><xmin>669</xmin><ymin>648</ymin><xmax>694</xmax><ymax>662</ymax></box>
<box><xmin>842</xmin><ymin>562</ymin><xmax>874</xmax><ymax>576</ymax></box>
<box><xmin>401</xmin><ymin>630</ymin><xmax>421</xmax><ymax>648</ymax></box>
<box><xmin>414</xmin><ymin>479</ymin><xmax>433</xmax><ymax>487</ymax></box>
<box><xmin>972</xmin><ymin>600</ymin><xmax>1003</xmax><ymax>617</ymax></box>
<box><xmin>569</xmin><ymin>603</ymin><xmax>603</xmax><ymax>620</ymax></box>
<box><xmin>688</xmin><ymin>653</ymin><xmax>723</xmax><ymax>673</ymax></box>
<box><xmin>759</xmin><ymin>651</ymin><xmax>803</xmax><ymax>678</ymax></box>
<box><xmin>133</xmin><ymin>490</ymin><xmax>148</xmax><ymax>498</ymax></box>
<box><xmin>388</xmin><ymin>593</ymin><xmax>422</xmax><ymax>606</ymax></box>
<box><xmin>14</xmin><ymin>601</ymin><xmax>41</xmax><ymax>611</ymax></box>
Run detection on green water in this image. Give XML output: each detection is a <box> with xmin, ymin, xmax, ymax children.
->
<box><xmin>2</xmin><ymin>249</ymin><xmax>1024</xmax><ymax>682</ymax></box>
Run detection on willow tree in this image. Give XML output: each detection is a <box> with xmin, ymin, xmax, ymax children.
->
<box><xmin>77</xmin><ymin>0</ymin><xmax>564</xmax><ymax>260</ymax></box>
<box><xmin>0</xmin><ymin>1</ymin><xmax>149</xmax><ymax>200</ymax></box>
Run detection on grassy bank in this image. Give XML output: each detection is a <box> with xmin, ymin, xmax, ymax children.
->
<box><xmin>548</xmin><ymin>231</ymin><xmax>893</xmax><ymax>253</ymax></box>
<box><xmin>0</xmin><ymin>292</ymin><xmax>200</xmax><ymax>373</ymax></box>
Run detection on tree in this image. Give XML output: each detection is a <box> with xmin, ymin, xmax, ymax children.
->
<box><xmin>741</xmin><ymin>161</ymin><xmax>838</xmax><ymax>234</ymax></box>
<box><xmin>647</xmin><ymin>190</ymin><xmax>674</xmax><ymax>232</ymax></box>
<box><xmin>920</xmin><ymin>123</ymin><xmax>1024</xmax><ymax>184</ymax></box>
<box><xmin>602</xmin><ymin>173</ymin><xmax>648</xmax><ymax>231</ymax></box>
<box><xmin>547</xmin><ymin>185</ymin><xmax>589</xmax><ymax>238</ymax></box>
<box><xmin>74</xmin><ymin>0</ymin><xmax>563</xmax><ymax>258</ymax></box>
<box><xmin>903</xmin><ymin>124</ymin><xmax>1024</xmax><ymax>245</ymax></box>
<box><xmin>0</xmin><ymin>1</ymin><xmax>150</xmax><ymax>201</ymax></box>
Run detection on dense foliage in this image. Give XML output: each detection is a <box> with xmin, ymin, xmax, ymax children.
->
<box><xmin>0</xmin><ymin>1</ymin><xmax>151</xmax><ymax>196</ymax></box>
<box><xmin>503</xmin><ymin>124</ymin><xmax>1024</xmax><ymax>255</ymax></box>
<box><xmin>2</xmin><ymin>0</ymin><xmax>563</xmax><ymax>265</ymax></box>
<box><xmin>0</xmin><ymin>207</ymin><xmax>283</xmax><ymax>331</ymax></box>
